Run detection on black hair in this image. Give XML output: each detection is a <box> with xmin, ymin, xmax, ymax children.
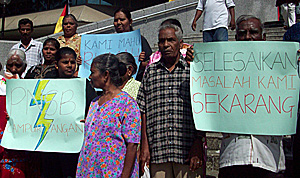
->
<box><xmin>116</xmin><ymin>52</ymin><xmax>137</xmax><ymax>75</ymax></box>
<box><xmin>114</xmin><ymin>7</ymin><xmax>133</xmax><ymax>31</ymax></box>
<box><xmin>18</xmin><ymin>18</ymin><xmax>33</xmax><ymax>30</ymax></box>
<box><xmin>55</xmin><ymin>47</ymin><xmax>77</xmax><ymax>62</ymax></box>
<box><xmin>43</xmin><ymin>38</ymin><xmax>60</xmax><ymax>50</ymax></box>
<box><xmin>161</xmin><ymin>18</ymin><xmax>183</xmax><ymax>33</ymax></box>
<box><xmin>63</xmin><ymin>14</ymin><xmax>78</xmax><ymax>27</ymax></box>
<box><xmin>92</xmin><ymin>53</ymin><xmax>127</xmax><ymax>87</ymax></box>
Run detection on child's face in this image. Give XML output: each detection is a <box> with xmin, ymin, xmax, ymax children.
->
<box><xmin>56</xmin><ymin>53</ymin><xmax>76</xmax><ymax>78</ymax></box>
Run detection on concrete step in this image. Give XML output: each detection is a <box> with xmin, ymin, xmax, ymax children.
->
<box><xmin>181</xmin><ymin>27</ymin><xmax>286</xmax><ymax>45</ymax></box>
<box><xmin>206</xmin><ymin>132</ymin><xmax>222</xmax><ymax>151</ymax></box>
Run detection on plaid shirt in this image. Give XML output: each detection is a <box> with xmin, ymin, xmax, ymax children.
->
<box><xmin>137</xmin><ymin>55</ymin><xmax>199</xmax><ymax>164</ymax></box>
<box><xmin>11</xmin><ymin>39</ymin><xmax>43</xmax><ymax>76</ymax></box>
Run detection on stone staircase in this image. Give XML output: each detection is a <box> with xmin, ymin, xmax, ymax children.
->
<box><xmin>183</xmin><ymin>26</ymin><xmax>287</xmax><ymax>44</ymax></box>
<box><xmin>152</xmin><ymin>26</ymin><xmax>287</xmax><ymax>52</ymax></box>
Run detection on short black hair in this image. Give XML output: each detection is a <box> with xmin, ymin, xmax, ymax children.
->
<box><xmin>18</xmin><ymin>18</ymin><xmax>33</xmax><ymax>30</ymax></box>
<box><xmin>43</xmin><ymin>38</ymin><xmax>60</xmax><ymax>50</ymax></box>
<box><xmin>55</xmin><ymin>47</ymin><xmax>77</xmax><ymax>62</ymax></box>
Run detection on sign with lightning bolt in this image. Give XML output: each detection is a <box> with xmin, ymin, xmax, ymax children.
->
<box><xmin>1</xmin><ymin>78</ymin><xmax>86</xmax><ymax>153</ymax></box>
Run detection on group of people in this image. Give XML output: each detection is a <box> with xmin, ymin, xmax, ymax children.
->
<box><xmin>0</xmin><ymin>0</ymin><xmax>298</xmax><ymax>178</ymax></box>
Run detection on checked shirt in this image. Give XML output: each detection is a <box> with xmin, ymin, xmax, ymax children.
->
<box><xmin>11</xmin><ymin>39</ymin><xmax>43</xmax><ymax>76</ymax></box>
<box><xmin>137</xmin><ymin>55</ymin><xmax>199</xmax><ymax>164</ymax></box>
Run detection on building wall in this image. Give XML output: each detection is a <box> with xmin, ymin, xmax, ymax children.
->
<box><xmin>0</xmin><ymin>0</ymin><xmax>278</xmax><ymax>73</ymax></box>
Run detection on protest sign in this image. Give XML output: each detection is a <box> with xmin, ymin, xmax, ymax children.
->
<box><xmin>78</xmin><ymin>30</ymin><xmax>142</xmax><ymax>79</ymax></box>
<box><xmin>191</xmin><ymin>41</ymin><xmax>300</xmax><ymax>135</ymax></box>
<box><xmin>2</xmin><ymin>78</ymin><xmax>86</xmax><ymax>153</ymax></box>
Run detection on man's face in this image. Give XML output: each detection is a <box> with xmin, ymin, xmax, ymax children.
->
<box><xmin>158</xmin><ymin>28</ymin><xmax>182</xmax><ymax>60</ymax></box>
<box><xmin>19</xmin><ymin>23</ymin><xmax>32</xmax><ymax>40</ymax></box>
<box><xmin>236</xmin><ymin>18</ymin><xmax>265</xmax><ymax>41</ymax></box>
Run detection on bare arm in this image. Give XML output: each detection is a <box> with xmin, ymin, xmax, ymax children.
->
<box><xmin>228</xmin><ymin>7</ymin><xmax>235</xmax><ymax>30</ymax></box>
<box><xmin>187</xmin><ymin>132</ymin><xmax>204</xmax><ymax>171</ymax></box>
<box><xmin>139</xmin><ymin>113</ymin><xmax>150</xmax><ymax>175</ymax></box>
<box><xmin>121</xmin><ymin>142</ymin><xmax>138</xmax><ymax>178</ymax></box>
<box><xmin>191</xmin><ymin>10</ymin><xmax>203</xmax><ymax>31</ymax></box>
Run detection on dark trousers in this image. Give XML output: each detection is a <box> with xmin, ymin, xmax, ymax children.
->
<box><xmin>41</xmin><ymin>152</ymin><xmax>79</xmax><ymax>178</ymax></box>
<box><xmin>219</xmin><ymin>165</ymin><xmax>284</xmax><ymax>178</ymax></box>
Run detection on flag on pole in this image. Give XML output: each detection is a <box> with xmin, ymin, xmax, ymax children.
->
<box><xmin>54</xmin><ymin>4</ymin><xmax>67</xmax><ymax>34</ymax></box>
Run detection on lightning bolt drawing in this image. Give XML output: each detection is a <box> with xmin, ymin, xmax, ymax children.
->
<box><xmin>30</xmin><ymin>80</ymin><xmax>56</xmax><ymax>150</ymax></box>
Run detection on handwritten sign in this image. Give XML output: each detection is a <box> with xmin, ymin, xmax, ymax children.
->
<box><xmin>78</xmin><ymin>30</ymin><xmax>142</xmax><ymax>79</ymax></box>
<box><xmin>1</xmin><ymin>78</ymin><xmax>86</xmax><ymax>153</ymax></box>
<box><xmin>191</xmin><ymin>41</ymin><xmax>300</xmax><ymax>135</ymax></box>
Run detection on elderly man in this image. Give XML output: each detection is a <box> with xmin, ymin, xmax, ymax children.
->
<box><xmin>220</xmin><ymin>15</ymin><xmax>284</xmax><ymax>178</ymax></box>
<box><xmin>137</xmin><ymin>24</ymin><xmax>204</xmax><ymax>178</ymax></box>
<box><xmin>11</xmin><ymin>18</ymin><xmax>43</xmax><ymax>76</ymax></box>
<box><xmin>187</xmin><ymin>15</ymin><xmax>285</xmax><ymax>178</ymax></box>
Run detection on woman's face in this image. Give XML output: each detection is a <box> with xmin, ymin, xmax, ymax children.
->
<box><xmin>114</xmin><ymin>11</ymin><xmax>132</xmax><ymax>33</ymax></box>
<box><xmin>56</xmin><ymin>53</ymin><xmax>76</xmax><ymax>78</ymax></box>
<box><xmin>89</xmin><ymin>63</ymin><xmax>106</xmax><ymax>89</ymax></box>
<box><xmin>63</xmin><ymin>17</ymin><xmax>77</xmax><ymax>38</ymax></box>
<box><xmin>6</xmin><ymin>55</ymin><xmax>25</xmax><ymax>76</ymax></box>
<box><xmin>42</xmin><ymin>42</ymin><xmax>57</xmax><ymax>62</ymax></box>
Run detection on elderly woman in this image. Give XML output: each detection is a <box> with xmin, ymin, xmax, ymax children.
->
<box><xmin>0</xmin><ymin>49</ymin><xmax>28</xmax><ymax>177</ymax></box>
<box><xmin>116</xmin><ymin>52</ymin><xmax>141</xmax><ymax>99</ymax></box>
<box><xmin>76</xmin><ymin>53</ymin><xmax>141</xmax><ymax>178</ymax></box>
<box><xmin>57</xmin><ymin>14</ymin><xmax>82</xmax><ymax>75</ymax></box>
<box><xmin>113</xmin><ymin>8</ymin><xmax>152</xmax><ymax>81</ymax></box>
<box><xmin>5</xmin><ymin>49</ymin><xmax>27</xmax><ymax>79</ymax></box>
<box><xmin>25</xmin><ymin>38</ymin><xmax>59</xmax><ymax>79</ymax></box>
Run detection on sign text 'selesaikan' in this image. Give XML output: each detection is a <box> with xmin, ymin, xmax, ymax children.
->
<box><xmin>190</xmin><ymin>41</ymin><xmax>300</xmax><ymax>135</ymax></box>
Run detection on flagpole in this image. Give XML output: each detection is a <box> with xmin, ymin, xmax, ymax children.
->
<box><xmin>66</xmin><ymin>1</ymin><xmax>69</xmax><ymax>15</ymax></box>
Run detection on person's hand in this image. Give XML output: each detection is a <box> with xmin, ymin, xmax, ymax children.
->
<box><xmin>139</xmin><ymin>144</ymin><xmax>150</xmax><ymax>175</ymax></box>
<box><xmin>139</xmin><ymin>51</ymin><xmax>146</xmax><ymax>62</ymax></box>
<box><xmin>191</xmin><ymin>21</ymin><xmax>197</xmax><ymax>31</ymax></box>
<box><xmin>186</xmin><ymin>134</ymin><xmax>204</xmax><ymax>172</ymax></box>
<box><xmin>229</xmin><ymin>19</ymin><xmax>236</xmax><ymax>30</ymax></box>
<box><xmin>297</xmin><ymin>49</ymin><xmax>300</xmax><ymax>61</ymax></box>
<box><xmin>186</xmin><ymin>46</ymin><xmax>194</xmax><ymax>65</ymax></box>
<box><xmin>187</xmin><ymin>156</ymin><xmax>202</xmax><ymax>172</ymax></box>
<box><xmin>5</xmin><ymin>111</ymin><xmax>9</xmax><ymax>120</ymax></box>
<box><xmin>77</xmin><ymin>56</ymin><xmax>82</xmax><ymax>65</ymax></box>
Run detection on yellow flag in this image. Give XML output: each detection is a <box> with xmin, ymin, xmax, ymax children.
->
<box><xmin>54</xmin><ymin>4</ymin><xmax>67</xmax><ymax>34</ymax></box>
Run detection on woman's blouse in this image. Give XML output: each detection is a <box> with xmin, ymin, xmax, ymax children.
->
<box><xmin>122</xmin><ymin>77</ymin><xmax>141</xmax><ymax>100</ymax></box>
<box><xmin>57</xmin><ymin>34</ymin><xmax>81</xmax><ymax>58</ymax></box>
<box><xmin>76</xmin><ymin>91</ymin><xmax>141</xmax><ymax>178</ymax></box>
<box><xmin>24</xmin><ymin>64</ymin><xmax>57</xmax><ymax>79</ymax></box>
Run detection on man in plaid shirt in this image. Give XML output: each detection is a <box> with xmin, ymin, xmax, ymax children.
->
<box><xmin>137</xmin><ymin>23</ymin><xmax>204</xmax><ymax>178</ymax></box>
<box><xmin>11</xmin><ymin>18</ymin><xmax>43</xmax><ymax>77</ymax></box>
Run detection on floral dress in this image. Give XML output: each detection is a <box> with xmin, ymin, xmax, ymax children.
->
<box><xmin>76</xmin><ymin>91</ymin><xmax>141</xmax><ymax>178</ymax></box>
